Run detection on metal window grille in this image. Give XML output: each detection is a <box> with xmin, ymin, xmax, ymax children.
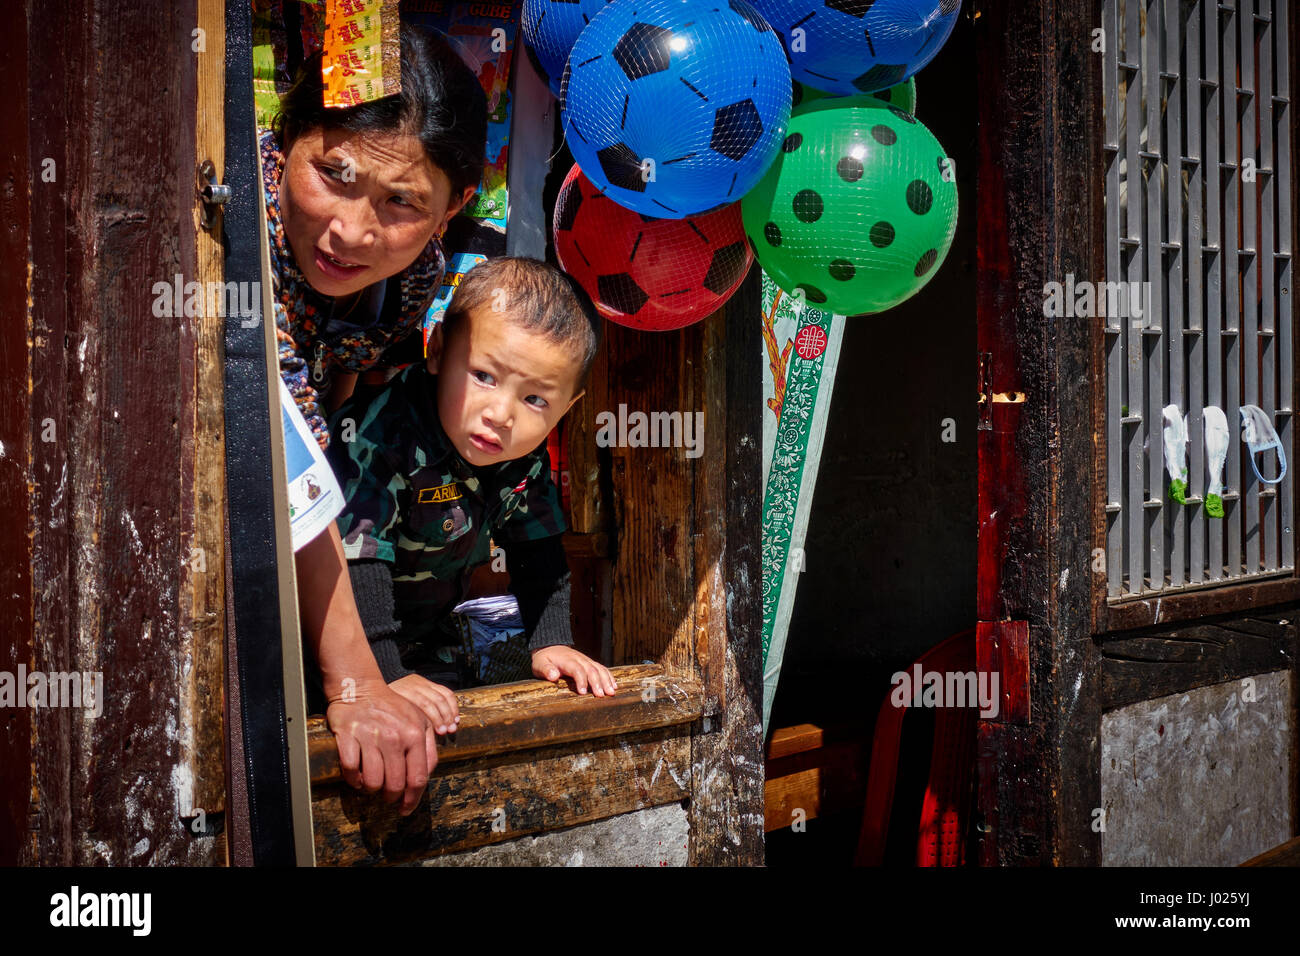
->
<box><xmin>1102</xmin><ymin>0</ymin><xmax>1294</xmax><ymax>599</ymax></box>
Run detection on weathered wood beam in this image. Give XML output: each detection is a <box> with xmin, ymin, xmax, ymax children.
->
<box><xmin>607</xmin><ymin>320</ymin><xmax>700</xmax><ymax>668</ymax></box>
<box><xmin>307</xmin><ymin>663</ymin><xmax>702</xmax><ymax>784</ymax></box>
<box><xmin>1103</xmin><ymin>578</ymin><xmax>1300</xmax><ymax>631</ymax></box>
<box><xmin>975</xmin><ymin>0</ymin><xmax>1106</xmax><ymax>866</ymax></box>
<box><xmin>180</xmin><ymin>0</ymin><xmax>229</xmax><ymax>848</ymax></box>
<box><xmin>313</xmin><ymin>725</ymin><xmax>691</xmax><ymax>864</ymax></box>
<box><xmin>1242</xmin><ymin>834</ymin><xmax>1300</xmax><ymax>866</ymax></box>
<box><xmin>687</xmin><ymin>267</ymin><xmax>764</xmax><ymax>866</ymax></box>
<box><xmin>14</xmin><ymin>0</ymin><xmax>218</xmax><ymax>867</ymax></box>
<box><xmin>0</xmin><ymin>0</ymin><xmax>35</xmax><ymax>869</ymax></box>
<box><xmin>1100</xmin><ymin>614</ymin><xmax>1298</xmax><ymax>708</ymax></box>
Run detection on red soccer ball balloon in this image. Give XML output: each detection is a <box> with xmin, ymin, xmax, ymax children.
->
<box><xmin>552</xmin><ymin>165</ymin><xmax>754</xmax><ymax>331</ymax></box>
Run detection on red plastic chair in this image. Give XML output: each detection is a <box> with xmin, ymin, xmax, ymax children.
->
<box><xmin>855</xmin><ymin>628</ymin><xmax>978</xmax><ymax>866</ymax></box>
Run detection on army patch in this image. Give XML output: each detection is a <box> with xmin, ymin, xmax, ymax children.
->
<box><xmin>417</xmin><ymin>482</ymin><xmax>462</xmax><ymax>504</ymax></box>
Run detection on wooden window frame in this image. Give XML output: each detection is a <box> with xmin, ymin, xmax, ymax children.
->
<box><xmin>299</xmin><ymin>292</ymin><xmax>749</xmax><ymax>804</ymax></box>
<box><xmin>295</xmin><ymin>285</ymin><xmax>760</xmax><ymax>863</ymax></box>
<box><xmin>1091</xmin><ymin>0</ymin><xmax>1300</xmax><ymax>636</ymax></box>
<box><xmin>223</xmin><ymin>0</ymin><xmax>761</xmax><ymax>864</ymax></box>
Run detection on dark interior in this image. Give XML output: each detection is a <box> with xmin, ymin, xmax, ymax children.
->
<box><xmin>766</xmin><ymin>10</ymin><xmax>978</xmax><ymax>865</ymax></box>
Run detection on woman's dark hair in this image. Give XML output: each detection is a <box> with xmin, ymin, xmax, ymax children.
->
<box><xmin>274</xmin><ymin>24</ymin><xmax>488</xmax><ymax>197</ymax></box>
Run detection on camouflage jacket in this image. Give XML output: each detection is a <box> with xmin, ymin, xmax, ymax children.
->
<box><xmin>326</xmin><ymin>364</ymin><xmax>570</xmax><ymax>649</ymax></box>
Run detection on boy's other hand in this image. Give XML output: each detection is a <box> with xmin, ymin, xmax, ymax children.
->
<box><xmin>390</xmin><ymin>674</ymin><xmax>461</xmax><ymax>736</ymax></box>
<box><xmin>531</xmin><ymin>645</ymin><xmax>618</xmax><ymax>697</ymax></box>
<box><xmin>326</xmin><ymin>678</ymin><xmax>437</xmax><ymax>816</ymax></box>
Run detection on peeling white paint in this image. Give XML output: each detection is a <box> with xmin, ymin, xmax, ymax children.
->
<box><xmin>172</xmin><ymin>762</ymin><xmax>195</xmax><ymax>818</ymax></box>
<box><xmin>121</xmin><ymin>510</ymin><xmax>144</xmax><ymax>558</ymax></box>
<box><xmin>49</xmin><ymin>462</ymin><xmax>67</xmax><ymax>528</ymax></box>
<box><xmin>1068</xmin><ymin>669</ymin><xmax>1084</xmax><ymax>713</ymax></box>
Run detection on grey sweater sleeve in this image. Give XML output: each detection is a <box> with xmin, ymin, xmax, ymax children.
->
<box><xmin>347</xmin><ymin>559</ymin><xmax>413</xmax><ymax>683</ymax></box>
<box><xmin>504</xmin><ymin>535</ymin><xmax>575</xmax><ymax>651</ymax></box>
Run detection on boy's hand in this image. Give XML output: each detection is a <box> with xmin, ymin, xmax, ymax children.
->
<box><xmin>531</xmin><ymin>645</ymin><xmax>618</xmax><ymax>697</ymax></box>
<box><xmin>325</xmin><ymin>677</ymin><xmax>437</xmax><ymax>816</ymax></box>
<box><xmin>390</xmin><ymin>674</ymin><xmax>461</xmax><ymax>736</ymax></box>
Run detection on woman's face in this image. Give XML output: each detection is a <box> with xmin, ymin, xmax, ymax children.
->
<box><xmin>280</xmin><ymin>126</ymin><xmax>474</xmax><ymax>297</ymax></box>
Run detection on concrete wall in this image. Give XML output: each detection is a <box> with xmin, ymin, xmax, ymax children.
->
<box><xmin>416</xmin><ymin>803</ymin><xmax>689</xmax><ymax>867</ymax></box>
<box><xmin>1101</xmin><ymin>670</ymin><xmax>1295</xmax><ymax>866</ymax></box>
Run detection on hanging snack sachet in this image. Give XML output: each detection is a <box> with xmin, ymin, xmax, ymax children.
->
<box><xmin>322</xmin><ymin>0</ymin><xmax>401</xmax><ymax>108</ymax></box>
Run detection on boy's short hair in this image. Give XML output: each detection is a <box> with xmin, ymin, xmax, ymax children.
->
<box><xmin>442</xmin><ymin>257</ymin><xmax>603</xmax><ymax>394</ymax></box>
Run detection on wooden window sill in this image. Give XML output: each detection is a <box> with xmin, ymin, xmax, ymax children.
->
<box><xmin>1097</xmin><ymin>574</ymin><xmax>1300</xmax><ymax>633</ymax></box>
<box><xmin>306</xmin><ymin>663</ymin><xmax>702</xmax><ymax>786</ymax></box>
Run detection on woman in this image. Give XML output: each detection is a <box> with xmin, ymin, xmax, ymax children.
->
<box><xmin>264</xmin><ymin>24</ymin><xmax>487</xmax><ymax>814</ymax></box>
<box><xmin>265</xmin><ymin>25</ymin><xmax>486</xmax><ymax>445</ymax></box>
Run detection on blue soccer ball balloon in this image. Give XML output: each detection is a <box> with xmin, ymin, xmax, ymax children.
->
<box><xmin>750</xmin><ymin>0</ymin><xmax>960</xmax><ymax>95</ymax></box>
<box><xmin>522</xmin><ymin>0</ymin><xmax>612</xmax><ymax>98</ymax></box>
<box><xmin>561</xmin><ymin>0</ymin><xmax>792</xmax><ymax>218</ymax></box>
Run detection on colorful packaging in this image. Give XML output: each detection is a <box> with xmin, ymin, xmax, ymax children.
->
<box><xmin>322</xmin><ymin>0</ymin><xmax>401</xmax><ymax>108</ymax></box>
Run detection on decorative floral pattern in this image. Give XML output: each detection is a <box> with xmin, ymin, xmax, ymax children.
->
<box><xmin>760</xmin><ymin>277</ymin><xmax>836</xmax><ymax>665</ymax></box>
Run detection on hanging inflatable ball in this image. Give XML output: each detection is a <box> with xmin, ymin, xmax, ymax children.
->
<box><xmin>553</xmin><ymin>164</ymin><xmax>754</xmax><ymax>330</ymax></box>
<box><xmin>740</xmin><ymin>98</ymin><xmax>958</xmax><ymax>315</ymax></box>
<box><xmin>751</xmin><ymin>0</ymin><xmax>960</xmax><ymax>96</ymax></box>
<box><xmin>521</xmin><ymin>0</ymin><xmax>612</xmax><ymax>98</ymax></box>
<box><xmin>560</xmin><ymin>0</ymin><xmax>792</xmax><ymax>217</ymax></box>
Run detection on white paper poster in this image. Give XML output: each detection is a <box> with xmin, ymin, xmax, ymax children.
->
<box><xmin>278</xmin><ymin>376</ymin><xmax>344</xmax><ymax>552</ymax></box>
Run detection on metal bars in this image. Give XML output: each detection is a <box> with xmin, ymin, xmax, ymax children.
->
<box><xmin>1102</xmin><ymin>0</ymin><xmax>1295</xmax><ymax>598</ymax></box>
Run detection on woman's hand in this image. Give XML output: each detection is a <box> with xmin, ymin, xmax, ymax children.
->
<box><xmin>390</xmin><ymin>674</ymin><xmax>461</xmax><ymax>736</ymax></box>
<box><xmin>296</xmin><ymin>524</ymin><xmax>436</xmax><ymax>814</ymax></box>
<box><xmin>325</xmin><ymin>678</ymin><xmax>438</xmax><ymax>814</ymax></box>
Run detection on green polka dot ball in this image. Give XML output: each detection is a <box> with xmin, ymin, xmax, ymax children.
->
<box><xmin>741</xmin><ymin>96</ymin><xmax>956</xmax><ymax>315</ymax></box>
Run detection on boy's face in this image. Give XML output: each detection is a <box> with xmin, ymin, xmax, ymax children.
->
<box><xmin>428</xmin><ymin>304</ymin><xmax>585</xmax><ymax>468</ymax></box>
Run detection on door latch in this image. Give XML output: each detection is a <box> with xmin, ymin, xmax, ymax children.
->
<box><xmin>978</xmin><ymin>351</ymin><xmax>1026</xmax><ymax>430</ymax></box>
<box><xmin>197</xmin><ymin>160</ymin><xmax>230</xmax><ymax>231</ymax></box>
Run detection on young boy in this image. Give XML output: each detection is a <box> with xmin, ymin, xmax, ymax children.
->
<box><xmin>325</xmin><ymin>256</ymin><xmax>615</xmax><ymax>736</ymax></box>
